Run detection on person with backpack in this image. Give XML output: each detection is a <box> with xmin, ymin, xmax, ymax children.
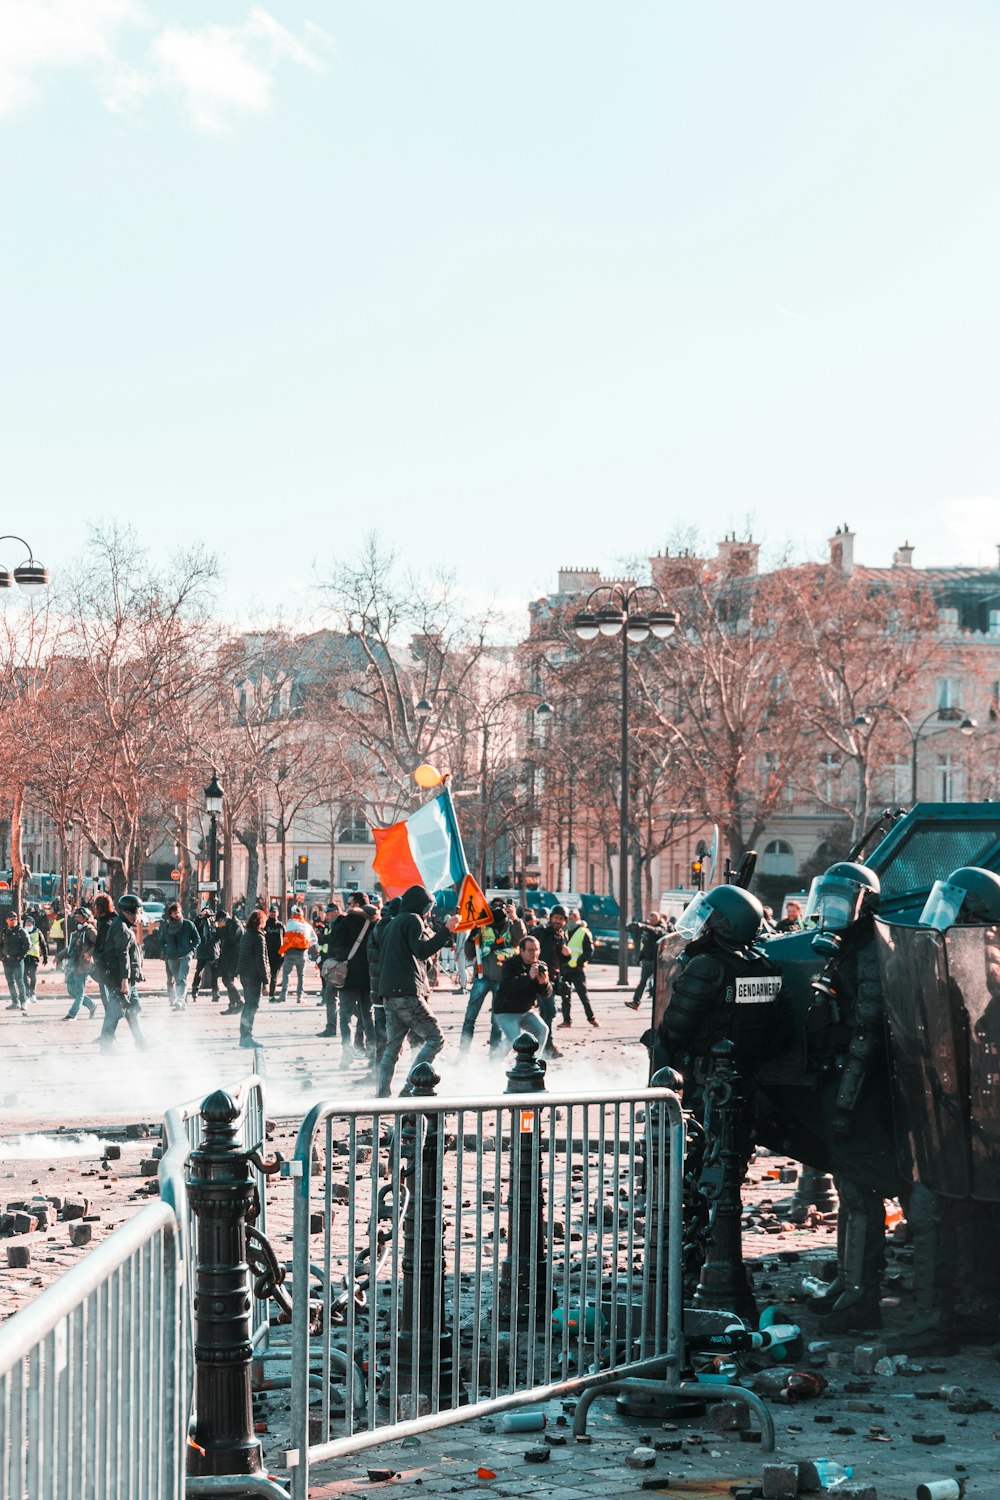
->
<box><xmin>327</xmin><ymin>893</ymin><xmax>377</xmax><ymax>1061</ymax></box>
<box><xmin>160</xmin><ymin>901</ymin><xmax>202</xmax><ymax>1011</ymax></box>
<box><xmin>62</xmin><ymin>907</ymin><xmax>98</xmax><ymax>1019</ymax></box>
<box><xmin>278</xmin><ymin>906</ymin><xmax>317</xmax><ymax>1003</ymax></box>
<box><xmin>21</xmin><ymin>914</ymin><xmax>48</xmax><ymax>999</ymax></box>
<box><xmin>191</xmin><ymin>907</ymin><xmax>220</xmax><ymax>1002</ymax></box>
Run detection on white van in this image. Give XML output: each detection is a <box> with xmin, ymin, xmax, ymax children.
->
<box><xmin>658</xmin><ymin>888</ymin><xmax>699</xmax><ymax>922</ymax></box>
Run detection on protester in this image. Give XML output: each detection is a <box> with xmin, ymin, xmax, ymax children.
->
<box><xmin>557</xmin><ymin>907</ymin><xmax>597</xmax><ymax>1027</ymax></box>
<box><xmin>264</xmin><ymin>906</ymin><xmax>285</xmax><ymax>999</ymax></box>
<box><xmin>237</xmin><ymin>909</ymin><xmax>269</xmax><ymax>1049</ymax></box>
<box><xmin>21</xmin><ymin>913</ymin><xmax>48</xmax><ymax>999</ymax></box>
<box><xmin>214</xmin><ymin>909</ymin><xmax>245</xmax><ymax>1014</ymax></box>
<box><xmin>328</xmin><ymin>893</ymin><xmax>377</xmax><ymax>1061</ymax></box>
<box><xmin>62</xmin><ymin>907</ymin><xmax>98</xmax><ymax>1019</ymax></box>
<box><xmin>278</xmin><ymin>906</ymin><xmax>317</xmax><ymax>1002</ymax></box>
<box><xmin>365</xmin><ymin>896</ymin><xmax>400</xmax><ymax>1065</ymax></box>
<box><xmin>191</xmin><ymin>908</ymin><xmax>220</xmax><ymax>1002</ymax></box>
<box><xmin>376</xmin><ymin>885</ymin><xmax>458</xmax><ymax>1096</ymax></box>
<box><xmin>461</xmin><ymin>901</ymin><xmax>525</xmax><ymax>1053</ymax></box>
<box><xmin>94</xmin><ymin>893</ymin><xmax>148</xmax><ymax>1052</ymax></box>
<box><xmin>625</xmin><ymin>910</ymin><xmax>665</xmax><ymax>1010</ymax></box>
<box><xmin>1</xmin><ymin>911</ymin><xmax>30</xmax><ymax>1012</ymax></box>
<box><xmin>493</xmin><ymin>934</ymin><xmax>552</xmax><ymax>1055</ymax></box>
<box><xmin>160</xmin><ymin>901</ymin><xmax>201</xmax><ymax>1012</ymax></box>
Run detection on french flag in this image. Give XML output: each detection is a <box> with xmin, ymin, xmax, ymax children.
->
<box><xmin>371</xmin><ymin>788</ymin><xmax>469</xmax><ymax>899</ymax></box>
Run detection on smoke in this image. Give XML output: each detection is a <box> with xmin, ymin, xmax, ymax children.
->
<box><xmin>0</xmin><ymin>1131</ymin><xmax>106</xmax><ymax>1160</ymax></box>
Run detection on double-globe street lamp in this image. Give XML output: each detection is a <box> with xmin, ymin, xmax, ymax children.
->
<box><xmin>853</xmin><ymin>705</ymin><xmax>976</xmax><ymax>804</ymax></box>
<box><xmin>0</xmin><ymin>536</ymin><xmax>49</xmax><ymax>591</ymax></box>
<box><xmin>572</xmin><ymin>586</ymin><xmax>679</xmax><ymax>985</ymax></box>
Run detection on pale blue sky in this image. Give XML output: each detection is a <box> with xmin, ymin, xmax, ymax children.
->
<box><xmin>1</xmin><ymin>1</ymin><xmax>998</xmax><ymax>625</ymax></box>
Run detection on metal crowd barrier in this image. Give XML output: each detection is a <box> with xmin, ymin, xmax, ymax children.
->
<box><xmin>0</xmin><ymin>1201</ymin><xmax>187</xmax><ymax>1500</ymax></box>
<box><xmin>160</xmin><ymin>1065</ymin><xmax>270</xmax><ymax>1355</ymax></box>
<box><xmin>284</xmin><ymin>1085</ymin><xmax>684</xmax><ymax>1497</ymax></box>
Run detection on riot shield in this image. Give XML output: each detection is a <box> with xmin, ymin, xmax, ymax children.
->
<box><xmin>945</xmin><ymin>923</ymin><xmax>1000</xmax><ymax>1202</ymax></box>
<box><xmin>875</xmin><ymin>919</ymin><xmax>970</xmax><ymax>1198</ymax></box>
<box><xmin>649</xmin><ymin>931</ymin><xmax>688</xmax><ymax>1084</ymax></box>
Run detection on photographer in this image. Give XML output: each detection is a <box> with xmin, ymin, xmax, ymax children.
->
<box><xmin>493</xmin><ymin>935</ymin><xmax>553</xmax><ymax>1056</ymax></box>
<box><xmin>625</xmin><ymin>910</ymin><xmax>666</xmax><ymax>1009</ymax></box>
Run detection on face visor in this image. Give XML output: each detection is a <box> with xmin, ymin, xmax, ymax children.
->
<box><xmin>803</xmin><ymin>875</ymin><xmax>868</xmax><ymax>932</ymax></box>
<box><xmin>675</xmin><ymin>891</ymin><xmax>714</xmax><ymax>943</ymax></box>
<box><xmin>919</xmin><ymin>879</ymin><xmax>966</xmax><ymax>932</ymax></box>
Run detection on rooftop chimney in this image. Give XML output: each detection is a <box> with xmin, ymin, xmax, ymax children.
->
<box><xmin>557</xmin><ymin>568</ymin><xmax>602</xmax><ymax>596</ymax></box>
<box><xmin>715</xmin><ymin>533</ymin><xmax>760</xmax><ymax>575</ymax></box>
<box><xmin>893</xmin><ymin>540</ymin><xmax>915</xmax><ymax>568</ymax></box>
<box><xmin>829</xmin><ymin>524</ymin><xmax>855</xmax><ymax>576</ymax></box>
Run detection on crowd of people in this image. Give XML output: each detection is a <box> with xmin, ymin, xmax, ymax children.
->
<box><xmin>0</xmin><ymin>886</ymin><xmax>640</xmax><ymax>1089</ymax></box>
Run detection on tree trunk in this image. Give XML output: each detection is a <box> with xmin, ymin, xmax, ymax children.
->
<box><xmin>10</xmin><ymin>785</ymin><xmax>25</xmax><ymax>916</ymax></box>
<box><xmin>240</xmin><ymin>832</ymin><xmax>260</xmax><ymax>912</ymax></box>
<box><xmin>178</xmin><ymin>796</ymin><xmax>193</xmax><ymax>915</ymax></box>
<box><xmin>278</xmin><ymin>817</ymin><xmax>288</xmax><ymax>916</ymax></box>
<box><xmin>222</xmin><ymin>817</ymin><xmax>235</xmax><ymax>909</ymax></box>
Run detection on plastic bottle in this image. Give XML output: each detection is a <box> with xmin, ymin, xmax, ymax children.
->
<box><xmin>812</xmin><ymin>1459</ymin><xmax>854</xmax><ymax>1487</ymax></box>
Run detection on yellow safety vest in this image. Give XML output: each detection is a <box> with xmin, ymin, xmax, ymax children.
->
<box><xmin>566</xmin><ymin>924</ymin><xmax>589</xmax><ymax>969</ymax></box>
<box><xmin>26</xmin><ymin>929</ymin><xmax>41</xmax><ymax>960</ymax></box>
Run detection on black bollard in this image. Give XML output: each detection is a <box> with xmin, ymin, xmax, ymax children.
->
<box><xmin>693</xmin><ymin>1041</ymin><xmax>757</xmax><ymax>1320</ymax></box>
<box><xmin>186</xmin><ymin>1089</ymin><xmax>263</xmax><ymax>1479</ymax></box>
<box><xmin>499</xmin><ymin>1033</ymin><xmax>549</xmax><ymax>1323</ymax></box>
<box><xmin>397</xmin><ymin>1060</ymin><xmax>455</xmax><ymax>1400</ymax></box>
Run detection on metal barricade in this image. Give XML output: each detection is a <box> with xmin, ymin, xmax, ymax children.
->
<box><xmin>0</xmin><ymin>1202</ymin><xmax>186</xmax><ymax>1500</ymax></box>
<box><xmin>160</xmin><ymin>1070</ymin><xmax>270</xmax><ymax>1355</ymax></box>
<box><xmin>285</xmin><ymin>1086</ymin><xmax>684</xmax><ymax>1495</ymax></box>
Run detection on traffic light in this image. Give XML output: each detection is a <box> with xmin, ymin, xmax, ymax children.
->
<box><xmin>296</xmin><ymin>855</ymin><xmax>309</xmax><ymax>882</ymax></box>
<box><xmin>691</xmin><ymin>858</ymin><xmax>704</xmax><ymax>891</ymax></box>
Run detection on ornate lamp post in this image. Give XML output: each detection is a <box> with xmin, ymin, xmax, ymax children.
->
<box><xmin>204</xmin><ymin>771</ymin><xmax>224</xmax><ymax>911</ymax></box>
<box><xmin>0</xmin><ymin>536</ymin><xmax>49</xmax><ymax>591</ymax></box>
<box><xmin>572</xmin><ymin>586</ymin><xmax>679</xmax><ymax>984</ymax></box>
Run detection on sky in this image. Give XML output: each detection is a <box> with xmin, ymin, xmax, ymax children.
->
<box><xmin>1</xmin><ymin>0</ymin><xmax>999</xmax><ymax>629</ymax></box>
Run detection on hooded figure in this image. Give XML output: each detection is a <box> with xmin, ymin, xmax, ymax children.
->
<box><xmin>375</xmin><ymin>885</ymin><xmax>458</xmax><ymax>1096</ymax></box>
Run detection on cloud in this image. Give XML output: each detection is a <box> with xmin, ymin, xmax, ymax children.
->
<box><xmin>150</xmin><ymin>7</ymin><xmax>324</xmax><ymax>133</ymax></box>
<box><xmin>0</xmin><ymin>1</ymin><xmax>325</xmax><ymax>130</ymax></box>
<box><xmin>0</xmin><ymin>0</ymin><xmax>142</xmax><ymax>115</ymax></box>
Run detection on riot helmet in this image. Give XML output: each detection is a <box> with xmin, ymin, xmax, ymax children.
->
<box><xmin>805</xmin><ymin>861</ymin><xmax>879</xmax><ymax>957</ymax></box>
<box><xmin>117</xmin><ymin>893</ymin><xmax>142</xmax><ymax>917</ymax></box>
<box><xmin>674</xmin><ymin>884</ymin><xmax>764</xmax><ymax>950</ymax></box>
<box><xmin>920</xmin><ymin>866</ymin><xmax>1000</xmax><ymax>930</ymax></box>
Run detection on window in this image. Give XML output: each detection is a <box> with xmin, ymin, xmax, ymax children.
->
<box><xmin>989</xmin><ymin>610</ymin><xmax>1000</xmax><ymax>637</ymax></box>
<box><xmin>938</xmin><ymin>607</ymin><xmax>959</xmax><ymax>631</ymax></box>
<box><xmin>338</xmin><ymin>806</ymin><xmax>371</xmax><ymax>843</ymax></box>
<box><xmin>936</xmin><ymin>678</ymin><xmax>962</xmax><ymax>711</ymax></box>
<box><xmin>761</xmin><ymin>839</ymin><xmax>795</xmax><ymax>876</ymax></box>
<box><xmin>818</xmin><ymin>751</ymin><xmax>840</xmax><ymax>802</ymax></box>
<box><xmin>936</xmin><ymin>753</ymin><xmax>961</xmax><ymax>803</ymax></box>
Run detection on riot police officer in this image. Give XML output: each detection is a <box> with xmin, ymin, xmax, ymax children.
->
<box><xmin>802</xmin><ymin>861</ymin><xmax>898</xmax><ymax>1332</ymax></box>
<box><xmin>886</xmin><ymin>865</ymin><xmax>1000</xmax><ymax>1354</ymax></box>
<box><xmin>656</xmin><ymin>884</ymin><xmax>787</xmax><ymax>1097</ymax></box>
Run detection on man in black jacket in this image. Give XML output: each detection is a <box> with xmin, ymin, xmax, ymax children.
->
<box><xmin>264</xmin><ymin>906</ymin><xmax>285</xmax><ymax>1000</ymax></box>
<box><xmin>214</xmin><ymin>910</ymin><xmax>245</xmax><ymax>1014</ymax></box>
<box><xmin>1</xmin><ymin>912</ymin><xmax>30</xmax><ymax>1011</ymax></box>
<box><xmin>626</xmin><ymin>911</ymin><xmax>665</xmax><ymax>1009</ymax></box>
<box><xmin>328</xmin><ymin>894</ymin><xmax>377</xmax><ymax>1060</ymax></box>
<box><xmin>95</xmin><ymin>894</ymin><xmax>148</xmax><ymax>1052</ymax></box>
<box><xmin>376</xmin><ymin>885</ymin><xmax>459</xmax><ymax>1096</ymax></box>
<box><xmin>493</xmin><ymin>935</ymin><xmax>553</xmax><ymax>1055</ymax></box>
<box><xmin>365</xmin><ymin>897</ymin><xmax>400</xmax><ymax>1063</ymax></box>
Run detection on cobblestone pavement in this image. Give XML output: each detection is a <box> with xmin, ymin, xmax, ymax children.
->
<box><xmin>4</xmin><ymin>963</ymin><xmax>1000</xmax><ymax>1496</ymax></box>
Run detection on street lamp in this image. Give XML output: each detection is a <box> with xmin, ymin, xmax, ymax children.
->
<box><xmin>573</xmin><ymin>584</ymin><xmax>679</xmax><ymax>985</ymax></box>
<box><xmin>204</xmin><ymin>771</ymin><xmax>224</xmax><ymax>911</ymax></box>
<box><xmin>854</xmin><ymin>706</ymin><xmax>977</xmax><ymax>804</ymax></box>
<box><xmin>0</xmin><ymin>535</ymin><xmax>49</xmax><ymax>590</ymax></box>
